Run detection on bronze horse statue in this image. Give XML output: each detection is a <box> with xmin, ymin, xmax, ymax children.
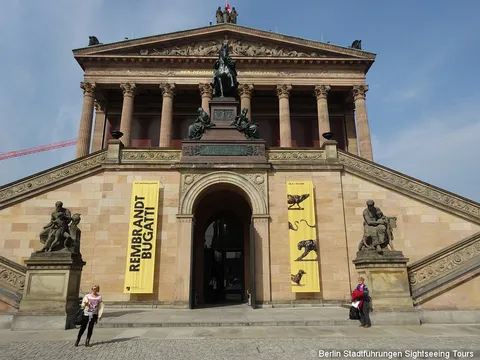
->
<box><xmin>212</xmin><ymin>43</ymin><xmax>238</xmax><ymax>97</ymax></box>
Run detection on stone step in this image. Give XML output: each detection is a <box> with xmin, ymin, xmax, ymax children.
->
<box><xmin>97</xmin><ymin>319</ymin><xmax>356</xmax><ymax>328</ymax></box>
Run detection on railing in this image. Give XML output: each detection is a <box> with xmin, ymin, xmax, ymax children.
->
<box><xmin>0</xmin><ymin>255</ymin><xmax>26</xmax><ymax>310</ymax></box>
<box><xmin>407</xmin><ymin>231</ymin><xmax>480</xmax><ymax>305</ymax></box>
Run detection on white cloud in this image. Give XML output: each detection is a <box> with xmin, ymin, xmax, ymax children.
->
<box><xmin>372</xmin><ymin>100</ymin><xmax>480</xmax><ymax>202</ymax></box>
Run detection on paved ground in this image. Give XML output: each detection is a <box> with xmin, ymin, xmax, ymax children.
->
<box><xmin>1</xmin><ymin>324</ymin><xmax>479</xmax><ymax>360</ymax></box>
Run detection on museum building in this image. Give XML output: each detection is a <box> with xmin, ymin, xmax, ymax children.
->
<box><xmin>0</xmin><ymin>11</ymin><xmax>479</xmax><ymax>316</ymax></box>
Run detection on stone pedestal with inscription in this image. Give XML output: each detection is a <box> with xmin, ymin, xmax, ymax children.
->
<box><xmin>201</xmin><ymin>97</ymin><xmax>245</xmax><ymax>141</ymax></box>
<box><xmin>181</xmin><ymin>97</ymin><xmax>267</xmax><ymax>163</ymax></box>
<box><xmin>12</xmin><ymin>252</ymin><xmax>86</xmax><ymax>330</ymax></box>
<box><xmin>353</xmin><ymin>250</ymin><xmax>413</xmax><ymax>311</ymax></box>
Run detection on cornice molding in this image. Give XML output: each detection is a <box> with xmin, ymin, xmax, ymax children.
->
<box><xmin>73</xmin><ymin>24</ymin><xmax>376</xmax><ymax>60</ymax></box>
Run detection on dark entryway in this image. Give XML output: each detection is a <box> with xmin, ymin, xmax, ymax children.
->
<box><xmin>190</xmin><ymin>184</ymin><xmax>253</xmax><ymax>308</ymax></box>
<box><xmin>203</xmin><ymin>212</ymin><xmax>244</xmax><ymax>304</ymax></box>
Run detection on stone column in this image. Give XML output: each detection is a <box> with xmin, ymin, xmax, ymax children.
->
<box><xmin>314</xmin><ymin>85</ymin><xmax>331</xmax><ymax>146</ymax></box>
<box><xmin>174</xmin><ymin>215</ymin><xmax>194</xmax><ymax>305</ymax></box>
<box><xmin>159</xmin><ymin>83</ymin><xmax>176</xmax><ymax>147</ymax></box>
<box><xmin>276</xmin><ymin>85</ymin><xmax>293</xmax><ymax>147</ymax></box>
<box><xmin>119</xmin><ymin>83</ymin><xmax>136</xmax><ymax>147</ymax></box>
<box><xmin>344</xmin><ymin>103</ymin><xmax>359</xmax><ymax>155</ymax></box>
<box><xmin>199</xmin><ymin>83</ymin><xmax>213</xmax><ymax>116</ymax></box>
<box><xmin>75</xmin><ymin>82</ymin><xmax>96</xmax><ymax>159</ymax></box>
<box><xmin>353</xmin><ymin>85</ymin><xmax>373</xmax><ymax>161</ymax></box>
<box><xmin>91</xmin><ymin>101</ymin><xmax>106</xmax><ymax>152</ymax></box>
<box><xmin>238</xmin><ymin>84</ymin><xmax>254</xmax><ymax>117</ymax></box>
<box><xmin>253</xmin><ymin>215</ymin><xmax>271</xmax><ymax>304</ymax></box>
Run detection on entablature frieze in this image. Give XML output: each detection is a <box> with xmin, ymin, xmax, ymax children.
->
<box><xmin>84</xmin><ymin>67</ymin><xmax>366</xmax><ymax>87</ymax></box>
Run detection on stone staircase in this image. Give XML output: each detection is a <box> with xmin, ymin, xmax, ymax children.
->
<box><xmin>408</xmin><ymin>231</ymin><xmax>480</xmax><ymax>306</ymax></box>
<box><xmin>0</xmin><ymin>255</ymin><xmax>26</xmax><ymax>311</ymax></box>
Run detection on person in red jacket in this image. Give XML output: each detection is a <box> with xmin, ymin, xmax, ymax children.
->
<box><xmin>352</xmin><ymin>276</ymin><xmax>371</xmax><ymax>328</ymax></box>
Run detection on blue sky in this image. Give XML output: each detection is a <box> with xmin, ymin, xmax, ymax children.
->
<box><xmin>0</xmin><ymin>0</ymin><xmax>479</xmax><ymax>202</ymax></box>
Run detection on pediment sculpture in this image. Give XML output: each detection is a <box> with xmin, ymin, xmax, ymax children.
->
<box><xmin>138</xmin><ymin>38</ymin><xmax>329</xmax><ymax>58</ymax></box>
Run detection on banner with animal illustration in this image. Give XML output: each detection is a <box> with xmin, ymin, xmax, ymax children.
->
<box><xmin>286</xmin><ymin>181</ymin><xmax>320</xmax><ymax>292</ymax></box>
<box><xmin>123</xmin><ymin>181</ymin><xmax>160</xmax><ymax>294</ymax></box>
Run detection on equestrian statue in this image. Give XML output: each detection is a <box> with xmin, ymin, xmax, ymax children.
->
<box><xmin>211</xmin><ymin>42</ymin><xmax>238</xmax><ymax>98</ymax></box>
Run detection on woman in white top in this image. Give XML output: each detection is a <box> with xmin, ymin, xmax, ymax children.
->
<box><xmin>75</xmin><ymin>284</ymin><xmax>104</xmax><ymax>347</ymax></box>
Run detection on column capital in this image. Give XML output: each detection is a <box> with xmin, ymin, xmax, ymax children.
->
<box><xmin>120</xmin><ymin>83</ymin><xmax>136</xmax><ymax>97</ymax></box>
<box><xmin>80</xmin><ymin>82</ymin><xmax>96</xmax><ymax>97</ymax></box>
<box><xmin>94</xmin><ymin>100</ymin><xmax>106</xmax><ymax>112</ymax></box>
<box><xmin>198</xmin><ymin>83</ymin><xmax>213</xmax><ymax>98</ymax></box>
<box><xmin>160</xmin><ymin>83</ymin><xmax>176</xmax><ymax>98</ymax></box>
<box><xmin>238</xmin><ymin>84</ymin><xmax>254</xmax><ymax>98</ymax></box>
<box><xmin>276</xmin><ymin>84</ymin><xmax>292</xmax><ymax>99</ymax></box>
<box><xmin>314</xmin><ymin>85</ymin><xmax>331</xmax><ymax>100</ymax></box>
<box><xmin>352</xmin><ymin>84</ymin><xmax>369</xmax><ymax>100</ymax></box>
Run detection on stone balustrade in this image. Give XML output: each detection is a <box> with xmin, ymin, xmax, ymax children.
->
<box><xmin>0</xmin><ymin>255</ymin><xmax>26</xmax><ymax>309</ymax></box>
<box><xmin>407</xmin><ymin>231</ymin><xmax>480</xmax><ymax>306</ymax></box>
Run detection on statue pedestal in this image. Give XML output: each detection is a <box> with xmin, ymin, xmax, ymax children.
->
<box><xmin>181</xmin><ymin>97</ymin><xmax>267</xmax><ymax>163</ymax></box>
<box><xmin>12</xmin><ymin>252</ymin><xmax>86</xmax><ymax>330</ymax></box>
<box><xmin>352</xmin><ymin>250</ymin><xmax>413</xmax><ymax>311</ymax></box>
<box><xmin>202</xmin><ymin>97</ymin><xmax>245</xmax><ymax>141</ymax></box>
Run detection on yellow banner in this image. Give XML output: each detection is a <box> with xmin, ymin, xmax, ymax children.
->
<box><xmin>287</xmin><ymin>181</ymin><xmax>320</xmax><ymax>293</ymax></box>
<box><xmin>123</xmin><ymin>181</ymin><xmax>160</xmax><ymax>294</ymax></box>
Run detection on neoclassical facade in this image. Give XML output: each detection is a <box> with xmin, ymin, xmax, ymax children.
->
<box><xmin>1</xmin><ymin>22</ymin><xmax>480</xmax><ymax>312</ymax></box>
<box><xmin>73</xmin><ymin>23</ymin><xmax>374</xmax><ymax>160</ymax></box>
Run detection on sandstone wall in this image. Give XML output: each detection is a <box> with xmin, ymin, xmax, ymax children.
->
<box><xmin>418</xmin><ymin>275</ymin><xmax>480</xmax><ymax>310</ymax></box>
<box><xmin>0</xmin><ymin>171</ymin><xmax>180</xmax><ymax>302</ymax></box>
<box><xmin>1</xmin><ymin>167</ymin><xmax>478</xmax><ymax>307</ymax></box>
<box><xmin>267</xmin><ymin>170</ymin><xmax>480</xmax><ymax>306</ymax></box>
<box><xmin>268</xmin><ymin>170</ymin><xmax>351</xmax><ymax>302</ymax></box>
<box><xmin>341</xmin><ymin>172</ymin><xmax>480</xmax><ymax>308</ymax></box>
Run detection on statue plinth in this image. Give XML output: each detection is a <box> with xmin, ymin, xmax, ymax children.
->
<box><xmin>12</xmin><ymin>251</ymin><xmax>86</xmax><ymax>330</ymax></box>
<box><xmin>181</xmin><ymin>97</ymin><xmax>267</xmax><ymax>163</ymax></box>
<box><xmin>352</xmin><ymin>250</ymin><xmax>413</xmax><ymax>311</ymax></box>
<box><xmin>201</xmin><ymin>97</ymin><xmax>245</xmax><ymax>141</ymax></box>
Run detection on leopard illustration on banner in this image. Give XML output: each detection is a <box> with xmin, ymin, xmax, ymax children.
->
<box><xmin>286</xmin><ymin>181</ymin><xmax>320</xmax><ymax>293</ymax></box>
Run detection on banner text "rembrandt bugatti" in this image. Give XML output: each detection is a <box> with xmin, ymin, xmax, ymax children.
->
<box><xmin>124</xmin><ymin>181</ymin><xmax>160</xmax><ymax>294</ymax></box>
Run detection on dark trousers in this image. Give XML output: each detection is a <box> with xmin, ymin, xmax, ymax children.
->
<box><xmin>359</xmin><ymin>301</ymin><xmax>371</xmax><ymax>326</ymax></box>
<box><xmin>77</xmin><ymin>314</ymin><xmax>98</xmax><ymax>341</ymax></box>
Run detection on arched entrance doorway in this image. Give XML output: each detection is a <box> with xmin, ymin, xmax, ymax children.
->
<box><xmin>191</xmin><ymin>184</ymin><xmax>253</xmax><ymax>308</ymax></box>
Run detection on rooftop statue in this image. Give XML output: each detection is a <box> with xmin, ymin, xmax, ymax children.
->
<box><xmin>215</xmin><ymin>7</ymin><xmax>223</xmax><ymax>23</ymax></box>
<box><xmin>212</xmin><ymin>42</ymin><xmax>238</xmax><ymax>97</ymax></box>
<box><xmin>88</xmin><ymin>36</ymin><xmax>101</xmax><ymax>46</ymax></box>
<box><xmin>351</xmin><ymin>40</ymin><xmax>362</xmax><ymax>50</ymax></box>
<box><xmin>215</xmin><ymin>6</ymin><xmax>238</xmax><ymax>24</ymax></box>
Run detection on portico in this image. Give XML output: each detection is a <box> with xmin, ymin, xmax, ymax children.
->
<box><xmin>73</xmin><ymin>23</ymin><xmax>374</xmax><ymax>157</ymax></box>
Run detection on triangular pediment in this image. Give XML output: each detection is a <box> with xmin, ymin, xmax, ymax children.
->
<box><xmin>73</xmin><ymin>24</ymin><xmax>375</xmax><ymax>60</ymax></box>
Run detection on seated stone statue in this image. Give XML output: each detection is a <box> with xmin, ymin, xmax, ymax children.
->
<box><xmin>37</xmin><ymin>202</ymin><xmax>81</xmax><ymax>254</ymax></box>
<box><xmin>186</xmin><ymin>107</ymin><xmax>215</xmax><ymax>140</ymax></box>
<box><xmin>230</xmin><ymin>108</ymin><xmax>260</xmax><ymax>140</ymax></box>
<box><xmin>358</xmin><ymin>200</ymin><xmax>395</xmax><ymax>253</ymax></box>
